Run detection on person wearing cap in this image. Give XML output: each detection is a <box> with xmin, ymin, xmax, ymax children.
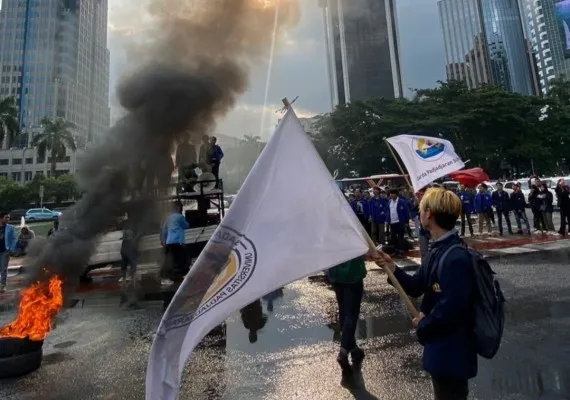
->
<box><xmin>510</xmin><ymin>182</ymin><xmax>531</xmax><ymax>235</ymax></box>
<box><xmin>491</xmin><ymin>182</ymin><xmax>513</xmax><ymax>236</ymax></box>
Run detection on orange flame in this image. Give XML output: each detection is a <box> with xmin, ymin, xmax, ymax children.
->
<box><xmin>0</xmin><ymin>276</ymin><xmax>63</xmax><ymax>341</ymax></box>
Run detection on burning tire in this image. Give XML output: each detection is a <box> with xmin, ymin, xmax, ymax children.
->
<box><xmin>0</xmin><ymin>337</ymin><xmax>43</xmax><ymax>358</ymax></box>
<box><xmin>0</xmin><ymin>347</ymin><xmax>42</xmax><ymax>379</ymax></box>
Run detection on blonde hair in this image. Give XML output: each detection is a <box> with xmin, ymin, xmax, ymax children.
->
<box><xmin>419</xmin><ymin>187</ymin><xmax>462</xmax><ymax>229</ymax></box>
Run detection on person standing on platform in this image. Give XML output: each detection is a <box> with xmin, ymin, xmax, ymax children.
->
<box><xmin>209</xmin><ymin>136</ymin><xmax>224</xmax><ymax>185</ymax></box>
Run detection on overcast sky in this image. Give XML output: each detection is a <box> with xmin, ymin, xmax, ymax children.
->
<box><xmin>107</xmin><ymin>0</ymin><xmax>446</xmax><ymax>140</ymax></box>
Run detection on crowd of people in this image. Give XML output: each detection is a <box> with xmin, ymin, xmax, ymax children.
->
<box><xmin>347</xmin><ymin>177</ymin><xmax>570</xmax><ymax>259</ymax></box>
<box><xmin>456</xmin><ymin>178</ymin><xmax>570</xmax><ymax>237</ymax></box>
<box><xmin>348</xmin><ymin>187</ymin><xmax>419</xmax><ymax>257</ymax></box>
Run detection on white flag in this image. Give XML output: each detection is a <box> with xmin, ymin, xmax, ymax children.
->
<box><xmin>146</xmin><ymin>107</ymin><xmax>370</xmax><ymax>400</ymax></box>
<box><xmin>386</xmin><ymin>134</ymin><xmax>465</xmax><ymax>192</ymax></box>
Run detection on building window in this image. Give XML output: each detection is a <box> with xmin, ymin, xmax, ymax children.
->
<box><xmin>35</xmin><ymin>171</ymin><xmax>44</xmax><ymax>178</ymax></box>
<box><xmin>0</xmin><ymin>173</ymin><xmax>7</xmax><ymax>179</ymax></box>
<box><xmin>25</xmin><ymin>157</ymin><xmax>33</xmax><ymax>164</ymax></box>
<box><xmin>11</xmin><ymin>158</ymin><xmax>22</xmax><ymax>165</ymax></box>
<box><xmin>0</xmin><ymin>159</ymin><xmax>8</xmax><ymax>165</ymax></box>
<box><xmin>11</xmin><ymin>172</ymin><xmax>21</xmax><ymax>182</ymax></box>
<box><xmin>24</xmin><ymin>171</ymin><xmax>32</xmax><ymax>181</ymax></box>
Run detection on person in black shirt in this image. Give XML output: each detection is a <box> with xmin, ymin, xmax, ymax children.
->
<box><xmin>510</xmin><ymin>183</ymin><xmax>531</xmax><ymax>235</ymax></box>
<box><xmin>558</xmin><ymin>185</ymin><xmax>570</xmax><ymax>235</ymax></box>
<box><xmin>491</xmin><ymin>182</ymin><xmax>513</xmax><ymax>235</ymax></box>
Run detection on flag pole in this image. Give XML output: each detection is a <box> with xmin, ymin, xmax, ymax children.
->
<box><xmin>283</xmin><ymin>98</ymin><xmax>418</xmax><ymax>317</ymax></box>
<box><xmin>384</xmin><ymin>137</ymin><xmax>414</xmax><ymax>191</ymax></box>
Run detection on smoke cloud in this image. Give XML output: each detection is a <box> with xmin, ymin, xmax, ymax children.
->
<box><xmin>25</xmin><ymin>0</ymin><xmax>300</xmax><ymax>288</ymax></box>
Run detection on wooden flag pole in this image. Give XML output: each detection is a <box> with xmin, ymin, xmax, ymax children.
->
<box><xmin>384</xmin><ymin>137</ymin><xmax>414</xmax><ymax>191</ymax></box>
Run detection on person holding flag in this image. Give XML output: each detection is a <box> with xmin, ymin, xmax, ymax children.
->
<box><xmin>376</xmin><ymin>187</ymin><xmax>478</xmax><ymax>400</ymax></box>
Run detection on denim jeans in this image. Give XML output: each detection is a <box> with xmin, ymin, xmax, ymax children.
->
<box><xmin>513</xmin><ymin>209</ymin><xmax>531</xmax><ymax>232</ymax></box>
<box><xmin>0</xmin><ymin>251</ymin><xmax>9</xmax><ymax>286</ymax></box>
<box><xmin>332</xmin><ymin>281</ymin><xmax>364</xmax><ymax>352</ymax></box>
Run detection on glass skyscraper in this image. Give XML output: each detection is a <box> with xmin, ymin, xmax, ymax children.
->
<box><xmin>521</xmin><ymin>0</ymin><xmax>570</xmax><ymax>95</ymax></box>
<box><xmin>0</xmin><ymin>0</ymin><xmax>110</xmax><ymax>181</ymax></box>
<box><xmin>438</xmin><ymin>0</ymin><xmax>538</xmax><ymax>95</ymax></box>
<box><xmin>319</xmin><ymin>0</ymin><xmax>403</xmax><ymax>109</ymax></box>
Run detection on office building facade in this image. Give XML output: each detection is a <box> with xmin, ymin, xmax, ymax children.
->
<box><xmin>438</xmin><ymin>0</ymin><xmax>537</xmax><ymax>95</ymax></box>
<box><xmin>319</xmin><ymin>0</ymin><xmax>403</xmax><ymax>109</ymax></box>
<box><xmin>0</xmin><ymin>0</ymin><xmax>110</xmax><ymax>182</ymax></box>
<box><xmin>520</xmin><ymin>0</ymin><xmax>570</xmax><ymax>94</ymax></box>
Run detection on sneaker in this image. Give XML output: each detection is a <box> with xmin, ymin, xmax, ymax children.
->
<box><xmin>337</xmin><ymin>349</ymin><xmax>351</xmax><ymax>376</ymax></box>
<box><xmin>0</xmin><ymin>285</ymin><xmax>5</xmax><ymax>293</ymax></box>
<box><xmin>516</xmin><ymin>230</ymin><xmax>523</xmax><ymax>235</ymax></box>
<box><xmin>350</xmin><ymin>347</ymin><xmax>365</xmax><ymax>369</ymax></box>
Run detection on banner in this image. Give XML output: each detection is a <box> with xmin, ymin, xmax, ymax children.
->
<box><xmin>386</xmin><ymin>134</ymin><xmax>465</xmax><ymax>192</ymax></box>
<box><xmin>146</xmin><ymin>107</ymin><xmax>370</xmax><ymax>399</ymax></box>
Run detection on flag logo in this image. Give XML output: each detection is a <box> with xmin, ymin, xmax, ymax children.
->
<box><xmin>191</xmin><ymin>226</ymin><xmax>258</xmax><ymax>321</ymax></box>
<box><xmin>413</xmin><ymin>138</ymin><xmax>445</xmax><ymax>161</ymax></box>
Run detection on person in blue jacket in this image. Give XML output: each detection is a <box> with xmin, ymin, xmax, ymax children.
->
<box><xmin>369</xmin><ymin>187</ymin><xmax>389</xmax><ymax>245</ymax></box>
<box><xmin>456</xmin><ymin>184</ymin><xmax>474</xmax><ymax>236</ymax></box>
<box><xmin>209</xmin><ymin>136</ymin><xmax>224</xmax><ymax>187</ymax></box>
<box><xmin>387</xmin><ymin>188</ymin><xmax>410</xmax><ymax>256</ymax></box>
<box><xmin>351</xmin><ymin>189</ymin><xmax>370</xmax><ymax>235</ymax></box>
<box><xmin>474</xmin><ymin>184</ymin><xmax>493</xmax><ymax>234</ymax></box>
<box><xmin>161</xmin><ymin>201</ymin><xmax>190</xmax><ymax>281</ymax></box>
<box><xmin>0</xmin><ymin>212</ymin><xmax>17</xmax><ymax>293</ymax></box>
<box><xmin>376</xmin><ymin>187</ymin><xmax>477</xmax><ymax>399</ymax></box>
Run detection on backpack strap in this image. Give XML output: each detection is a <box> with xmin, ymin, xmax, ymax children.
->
<box><xmin>429</xmin><ymin>242</ymin><xmax>467</xmax><ymax>282</ymax></box>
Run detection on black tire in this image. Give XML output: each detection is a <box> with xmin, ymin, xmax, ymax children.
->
<box><xmin>0</xmin><ymin>338</ymin><xmax>43</xmax><ymax>358</ymax></box>
<box><xmin>0</xmin><ymin>348</ymin><xmax>42</xmax><ymax>379</ymax></box>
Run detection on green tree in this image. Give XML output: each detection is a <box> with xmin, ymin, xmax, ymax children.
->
<box><xmin>32</xmin><ymin>117</ymin><xmax>76</xmax><ymax>177</ymax></box>
<box><xmin>315</xmin><ymin>81</ymin><xmax>552</xmax><ymax>179</ymax></box>
<box><xmin>0</xmin><ymin>96</ymin><xmax>20</xmax><ymax>147</ymax></box>
<box><xmin>0</xmin><ymin>179</ymin><xmax>33</xmax><ymax>211</ymax></box>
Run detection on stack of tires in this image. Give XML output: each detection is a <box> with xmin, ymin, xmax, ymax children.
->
<box><xmin>0</xmin><ymin>337</ymin><xmax>43</xmax><ymax>379</ymax></box>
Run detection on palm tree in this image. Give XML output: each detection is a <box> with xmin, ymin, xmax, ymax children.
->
<box><xmin>33</xmin><ymin>117</ymin><xmax>76</xmax><ymax>177</ymax></box>
<box><xmin>0</xmin><ymin>96</ymin><xmax>20</xmax><ymax>148</ymax></box>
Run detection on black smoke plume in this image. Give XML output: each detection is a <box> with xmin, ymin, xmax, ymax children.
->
<box><xmin>24</xmin><ymin>0</ymin><xmax>300</xmax><ymax>289</ymax></box>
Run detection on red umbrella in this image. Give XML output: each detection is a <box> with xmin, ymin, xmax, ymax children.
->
<box><xmin>448</xmin><ymin>168</ymin><xmax>490</xmax><ymax>188</ymax></box>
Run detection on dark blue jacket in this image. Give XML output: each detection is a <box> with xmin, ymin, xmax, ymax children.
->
<box><xmin>407</xmin><ymin>197</ymin><xmax>419</xmax><ymax>219</ymax></box>
<box><xmin>392</xmin><ymin>231</ymin><xmax>477</xmax><ymax>380</ymax></box>
<box><xmin>351</xmin><ymin>198</ymin><xmax>370</xmax><ymax>220</ymax></box>
<box><xmin>510</xmin><ymin>192</ymin><xmax>526</xmax><ymax>211</ymax></box>
<box><xmin>211</xmin><ymin>145</ymin><xmax>224</xmax><ymax>164</ymax></box>
<box><xmin>491</xmin><ymin>190</ymin><xmax>511</xmax><ymax>211</ymax></box>
<box><xmin>456</xmin><ymin>191</ymin><xmax>473</xmax><ymax>213</ymax></box>
<box><xmin>474</xmin><ymin>192</ymin><xmax>492</xmax><ymax>213</ymax></box>
<box><xmin>387</xmin><ymin>198</ymin><xmax>410</xmax><ymax>224</ymax></box>
<box><xmin>369</xmin><ymin>197</ymin><xmax>389</xmax><ymax>224</ymax></box>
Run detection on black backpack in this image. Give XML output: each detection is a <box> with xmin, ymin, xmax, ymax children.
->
<box><xmin>431</xmin><ymin>243</ymin><xmax>505</xmax><ymax>359</ymax></box>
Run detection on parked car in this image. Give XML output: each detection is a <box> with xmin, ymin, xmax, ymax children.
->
<box><xmin>24</xmin><ymin>208</ymin><xmax>62</xmax><ymax>221</ymax></box>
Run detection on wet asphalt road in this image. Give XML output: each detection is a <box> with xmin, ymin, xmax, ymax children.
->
<box><xmin>1</xmin><ymin>249</ymin><xmax>570</xmax><ymax>400</ymax></box>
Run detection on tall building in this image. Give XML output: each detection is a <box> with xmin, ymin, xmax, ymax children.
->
<box><xmin>521</xmin><ymin>0</ymin><xmax>570</xmax><ymax>94</ymax></box>
<box><xmin>0</xmin><ymin>0</ymin><xmax>110</xmax><ymax>182</ymax></box>
<box><xmin>319</xmin><ymin>0</ymin><xmax>403</xmax><ymax>109</ymax></box>
<box><xmin>438</xmin><ymin>0</ymin><xmax>537</xmax><ymax>95</ymax></box>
